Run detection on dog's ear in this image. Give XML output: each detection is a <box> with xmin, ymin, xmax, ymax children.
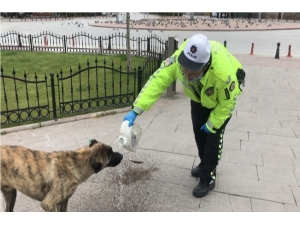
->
<box><xmin>89</xmin><ymin>139</ymin><xmax>98</xmax><ymax>148</ymax></box>
<box><xmin>90</xmin><ymin>161</ymin><xmax>102</xmax><ymax>174</ymax></box>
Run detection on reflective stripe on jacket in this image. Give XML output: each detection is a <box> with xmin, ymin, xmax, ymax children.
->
<box><xmin>133</xmin><ymin>39</ymin><xmax>243</xmax><ymax>129</ymax></box>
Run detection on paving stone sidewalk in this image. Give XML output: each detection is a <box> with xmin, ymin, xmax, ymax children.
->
<box><xmin>1</xmin><ymin>54</ymin><xmax>300</xmax><ymax>212</ymax></box>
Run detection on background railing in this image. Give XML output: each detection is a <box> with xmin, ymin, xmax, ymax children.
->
<box><xmin>1</xmin><ymin>52</ymin><xmax>166</xmax><ymax>127</ymax></box>
<box><xmin>0</xmin><ymin>34</ymin><xmax>179</xmax><ymax>128</ymax></box>
<box><xmin>0</xmin><ymin>31</ymin><xmax>167</xmax><ymax>56</ymax></box>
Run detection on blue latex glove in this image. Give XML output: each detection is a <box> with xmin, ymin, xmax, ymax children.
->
<box><xmin>200</xmin><ymin>123</ymin><xmax>215</xmax><ymax>134</ymax></box>
<box><xmin>123</xmin><ymin>110</ymin><xmax>137</xmax><ymax>127</ymax></box>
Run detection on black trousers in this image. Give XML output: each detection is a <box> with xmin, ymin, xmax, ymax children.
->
<box><xmin>191</xmin><ymin>100</ymin><xmax>231</xmax><ymax>184</ymax></box>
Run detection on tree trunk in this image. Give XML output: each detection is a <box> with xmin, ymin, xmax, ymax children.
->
<box><xmin>126</xmin><ymin>12</ymin><xmax>131</xmax><ymax>71</ymax></box>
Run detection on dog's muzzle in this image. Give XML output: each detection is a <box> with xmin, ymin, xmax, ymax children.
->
<box><xmin>107</xmin><ymin>152</ymin><xmax>123</xmax><ymax>167</ymax></box>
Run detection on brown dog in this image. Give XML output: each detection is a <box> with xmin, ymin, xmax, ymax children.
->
<box><xmin>0</xmin><ymin>139</ymin><xmax>123</xmax><ymax>212</ymax></box>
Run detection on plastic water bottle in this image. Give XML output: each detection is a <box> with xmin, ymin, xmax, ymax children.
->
<box><xmin>118</xmin><ymin>120</ymin><xmax>143</xmax><ymax>152</ymax></box>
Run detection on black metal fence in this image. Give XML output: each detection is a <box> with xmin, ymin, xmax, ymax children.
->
<box><xmin>54</xmin><ymin>58</ymin><xmax>138</xmax><ymax>119</ymax></box>
<box><xmin>1</xmin><ymin>52</ymin><xmax>164</xmax><ymax>127</ymax></box>
<box><xmin>1</xmin><ymin>31</ymin><xmax>170</xmax><ymax>127</ymax></box>
<box><xmin>0</xmin><ymin>31</ymin><xmax>167</xmax><ymax>56</ymax></box>
<box><xmin>1</xmin><ymin>67</ymin><xmax>52</xmax><ymax>125</ymax></box>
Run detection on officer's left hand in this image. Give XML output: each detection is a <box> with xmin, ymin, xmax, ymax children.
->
<box><xmin>123</xmin><ymin>110</ymin><xmax>137</xmax><ymax>127</ymax></box>
<box><xmin>200</xmin><ymin>123</ymin><xmax>215</xmax><ymax>134</ymax></box>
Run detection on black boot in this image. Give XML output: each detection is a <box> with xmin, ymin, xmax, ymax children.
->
<box><xmin>191</xmin><ymin>163</ymin><xmax>202</xmax><ymax>177</ymax></box>
<box><xmin>193</xmin><ymin>179</ymin><xmax>215</xmax><ymax>198</ymax></box>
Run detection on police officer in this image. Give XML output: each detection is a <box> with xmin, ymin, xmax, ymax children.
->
<box><xmin>123</xmin><ymin>34</ymin><xmax>245</xmax><ymax>198</ymax></box>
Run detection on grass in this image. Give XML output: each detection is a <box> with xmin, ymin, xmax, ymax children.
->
<box><xmin>1</xmin><ymin>51</ymin><xmax>144</xmax><ymax>76</ymax></box>
<box><xmin>0</xmin><ymin>50</ymin><xmax>150</xmax><ymax>128</ymax></box>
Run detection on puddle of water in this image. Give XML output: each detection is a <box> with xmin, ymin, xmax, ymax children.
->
<box><xmin>113</xmin><ymin>137</ymin><xmax>159</xmax><ymax>211</ymax></box>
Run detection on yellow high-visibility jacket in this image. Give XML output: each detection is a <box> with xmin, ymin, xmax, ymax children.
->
<box><xmin>133</xmin><ymin>39</ymin><xmax>244</xmax><ymax>130</ymax></box>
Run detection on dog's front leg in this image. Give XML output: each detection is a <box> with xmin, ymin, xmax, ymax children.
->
<box><xmin>40</xmin><ymin>185</ymin><xmax>63</xmax><ymax>212</ymax></box>
<box><xmin>41</xmin><ymin>200</ymin><xmax>60</xmax><ymax>212</ymax></box>
<box><xmin>59</xmin><ymin>199</ymin><xmax>69</xmax><ymax>212</ymax></box>
<box><xmin>1</xmin><ymin>186</ymin><xmax>17</xmax><ymax>212</ymax></box>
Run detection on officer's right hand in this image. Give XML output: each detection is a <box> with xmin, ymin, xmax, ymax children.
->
<box><xmin>123</xmin><ymin>110</ymin><xmax>137</xmax><ymax>127</ymax></box>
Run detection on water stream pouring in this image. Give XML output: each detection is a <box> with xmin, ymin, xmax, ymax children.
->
<box><xmin>116</xmin><ymin>121</ymin><xmax>143</xmax><ymax>210</ymax></box>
